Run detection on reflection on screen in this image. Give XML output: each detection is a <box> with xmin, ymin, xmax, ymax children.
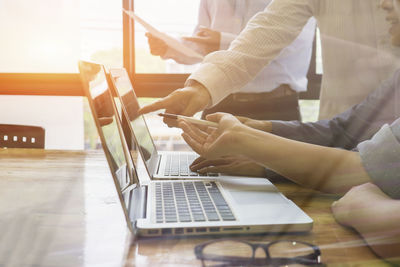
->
<box><xmin>111</xmin><ymin>70</ymin><xmax>156</xmax><ymax>170</ymax></box>
<box><xmin>80</xmin><ymin>62</ymin><xmax>129</xmax><ymax>190</ymax></box>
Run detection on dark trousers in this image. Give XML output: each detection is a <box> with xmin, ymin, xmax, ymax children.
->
<box><xmin>202</xmin><ymin>84</ymin><xmax>301</xmax><ymax>121</ymax></box>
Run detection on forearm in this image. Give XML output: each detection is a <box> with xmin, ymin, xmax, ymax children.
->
<box><xmin>235</xmin><ymin>127</ymin><xmax>371</xmax><ymax>193</ymax></box>
<box><xmin>189</xmin><ymin>0</ymin><xmax>313</xmax><ymax>105</ymax></box>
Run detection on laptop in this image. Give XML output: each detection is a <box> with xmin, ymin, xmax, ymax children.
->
<box><xmin>108</xmin><ymin>68</ymin><xmax>224</xmax><ymax>180</ymax></box>
<box><xmin>78</xmin><ymin>60</ymin><xmax>313</xmax><ymax>237</ymax></box>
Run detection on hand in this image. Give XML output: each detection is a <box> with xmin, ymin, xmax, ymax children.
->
<box><xmin>331</xmin><ymin>183</ymin><xmax>400</xmax><ymax>260</ymax></box>
<box><xmin>179</xmin><ymin>112</ymin><xmax>247</xmax><ymax>159</ymax></box>
<box><xmin>138</xmin><ymin>82</ymin><xmax>211</xmax><ymax>127</ymax></box>
<box><xmin>190</xmin><ymin>156</ymin><xmax>266</xmax><ymax>177</ymax></box>
<box><xmin>331</xmin><ymin>183</ymin><xmax>389</xmax><ymax>228</ymax></box>
<box><xmin>182</xmin><ymin>26</ymin><xmax>221</xmax><ymax>54</ymax></box>
<box><xmin>236</xmin><ymin>116</ymin><xmax>272</xmax><ymax>132</ymax></box>
<box><xmin>145</xmin><ymin>32</ymin><xmax>167</xmax><ymax>56</ymax></box>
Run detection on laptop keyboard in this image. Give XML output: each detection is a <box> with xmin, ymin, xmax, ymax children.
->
<box><xmin>154</xmin><ymin>181</ymin><xmax>236</xmax><ymax>223</ymax></box>
<box><xmin>163</xmin><ymin>154</ymin><xmax>218</xmax><ymax>177</ymax></box>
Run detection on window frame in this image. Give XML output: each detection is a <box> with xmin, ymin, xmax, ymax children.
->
<box><xmin>0</xmin><ymin>73</ymin><xmax>82</xmax><ymax>96</ymax></box>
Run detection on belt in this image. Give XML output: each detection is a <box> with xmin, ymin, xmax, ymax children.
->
<box><xmin>231</xmin><ymin>84</ymin><xmax>297</xmax><ymax>102</ymax></box>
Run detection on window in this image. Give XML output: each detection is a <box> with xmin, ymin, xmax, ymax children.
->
<box><xmin>0</xmin><ymin>0</ymin><xmax>123</xmax><ymax>149</ymax></box>
<box><xmin>0</xmin><ymin>0</ymin><xmax>322</xmax><ymax>149</ymax></box>
<box><xmin>133</xmin><ymin>0</ymin><xmax>200</xmax><ymax>74</ymax></box>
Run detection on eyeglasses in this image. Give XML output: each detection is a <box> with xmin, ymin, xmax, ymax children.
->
<box><xmin>194</xmin><ymin>239</ymin><xmax>324</xmax><ymax>267</ymax></box>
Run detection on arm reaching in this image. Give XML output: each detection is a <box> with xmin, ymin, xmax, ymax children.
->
<box><xmin>179</xmin><ymin>112</ymin><xmax>372</xmax><ymax>193</ymax></box>
<box><xmin>185</xmin><ymin>115</ymin><xmax>271</xmax><ymax>177</ymax></box>
<box><xmin>138</xmin><ymin>82</ymin><xmax>211</xmax><ymax>127</ymax></box>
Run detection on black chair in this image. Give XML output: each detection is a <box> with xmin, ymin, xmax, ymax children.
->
<box><xmin>0</xmin><ymin>124</ymin><xmax>45</xmax><ymax>149</ymax></box>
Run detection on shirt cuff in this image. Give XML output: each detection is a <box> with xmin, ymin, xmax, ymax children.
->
<box><xmin>219</xmin><ymin>32</ymin><xmax>237</xmax><ymax>50</ymax></box>
<box><xmin>187</xmin><ymin>62</ymin><xmax>237</xmax><ymax>106</ymax></box>
<box><xmin>357</xmin><ymin>120</ymin><xmax>400</xmax><ymax>199</ymax></box>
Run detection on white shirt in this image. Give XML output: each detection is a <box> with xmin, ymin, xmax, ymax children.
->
<box><xmin>189</xmin><ymin>0</ymin><xmax>400</xmax><ymax>119</ymax></box>
<box><xmin>165</xmin><ymin>0</ymin><xmax>316</xmax><ymax>94</ymax></box>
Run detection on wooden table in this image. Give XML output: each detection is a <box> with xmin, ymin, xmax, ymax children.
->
<box><xmin>0</xmin><ymin>149</ymin><xmax>390</xmax><ymax>266</ymax></box>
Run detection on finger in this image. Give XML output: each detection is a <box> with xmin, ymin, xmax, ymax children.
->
<box><xmin>195</xmin><ymin>26</ymin><xmax>211</xmax><ymax>34</ymax></box>
<box><xmin>181</xmin><ymin>36</ymin><xmax>209</xmax><ymax>44</ymax></box>
<box><xmin>200</xmin><ymin>137</ymin><xmax>220</xmax><ymax>159</ymax></box>
<box><xmin>163</xmin><ymin>96</ymin><xmax>194</xmax><ymax>116</ymax></box>
<box><xmin>205</xmin><ymin>112</ymin><xmax>227</xmax><ymax>123</ymax></box>
<box><xmin>181</xmin><ymin>133</ymin><xmax>203</xmax><ymax>155</ymax></box>
<box><xmin>206</xmin><ymin>127</ymin><xmax>216</xmax><ymax>135</ymax></box>
<box><xmin>198</xmin><ymin>165</ymin><xmax>229</xmax><ymax>174</ymax></box>
<box><xmin>149</xmin><ymin>47</ymin><xmax>166</xmax><ymax>57</ymax></box>
<box><xmin>148</xmin><ymin>36</ymin><xmax>165</xmax><ymax>46</ymax></box>
<box><xmin>146</xmin><ymin>32</ymin><xmax>162</xmax><ymax>41</ymax></box>
<box><xmin>163</xmin><ymin>117</ymin><xmax>179</xmax><ymax>128</ymax></box>
<box><xmin>191</xmin><ymin>156</ymin><xmax>206</xmax><ymax>165</ymax></box>
<box><xmin>196</xmin><ymin>27</ymin><xmax>213</xmax><ymax>37</ymax></box>
<box><xmin>179</xmin><ymin>121</ymin><xmax>207</xmax><ymax>144</ymax></box>
<box><xmin>179</xmin><ymin>119</ymin><xmax>209</xmax><ymax>139</ymax></box>
<box><xmin>193</xmin><ymin>122</ymin><xmax>209</xmax><ymax>132</ymax></box>
<box><xmin>191</xmin><ymin>158</ymin><xmax>231</xmax><ymax>171</ymax></box>
<box><xmin>138</xmin><ymin>95</ymin><xmax>175</xmax><ymax>115</ymax></box>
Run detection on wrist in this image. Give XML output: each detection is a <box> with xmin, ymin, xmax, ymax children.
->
<box><xmin>229</xmin><ymin>125</ymin><xmax>257</xmax><ymax>157</ymax></box>
<box><xmin>262</xmin><ymin>121</ymin><xmax>272</xmax><ymax>132</ymax></box>
<box><xmin>187</xmin><ymin>80</ymin><xmax>212</xmax><ymax>108</ymax></box>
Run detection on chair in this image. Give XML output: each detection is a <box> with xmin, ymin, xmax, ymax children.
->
<box><xmin>0</xmin><ymin>124</ymin><xmax>45</xmax><ymax>149</ymax></box>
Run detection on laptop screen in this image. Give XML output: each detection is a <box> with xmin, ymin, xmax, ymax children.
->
<box><xmin>78</xmin><ymin>61</ymin><xmax>134</xmax><ymax>191</ymax></box>
<box><xmin>108</xmin><ymin>69</ymin><xmax>158</xmax><ymax>175</ymax></box>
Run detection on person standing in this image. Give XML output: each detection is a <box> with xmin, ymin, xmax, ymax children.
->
<box><xmin>146</xmin><ymin>0</ymin><xmax>316</xmax><ymax>120</ymax></box>
<box><xmin>140</xmin><ymin>0</ymin><xmax>399</xmax><ymax>123</ymax></box>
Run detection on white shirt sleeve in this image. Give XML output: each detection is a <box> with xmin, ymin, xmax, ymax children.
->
<box><xmin>187</xmin><ymin>0</ymin><xmax>316</xmax><ymax>105</ymax></box>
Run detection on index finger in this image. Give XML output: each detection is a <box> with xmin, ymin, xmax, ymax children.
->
<box><xmin>138</xmin><ymin>96</ymin><xmax>172</xmax><ymax>115</ymax></box>
<box><xmin>195</xmin><ymin>27</ymin><xmax>213</xmax><ymax>36</ymax></box>
<box><xmin>181</xmin><ymin>36</ymin><xmax>208</xmax><ymax>44</ymax></box>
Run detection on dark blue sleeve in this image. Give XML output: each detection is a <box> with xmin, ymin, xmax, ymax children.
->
<box><xmin>271</xmin><ymin>70</ymin><xmax>400</xmax><ymax>149</ymax></box>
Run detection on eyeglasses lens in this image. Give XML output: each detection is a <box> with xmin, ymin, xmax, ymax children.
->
<box><xmin>269</xmin><ymin>241</ymin><xmax>315</xmax><ymax>259</ymax></box>
<box><xmin>202</xmin><ymin>240</ymin><xmax>253</xmax><ymax>265</ymax></box>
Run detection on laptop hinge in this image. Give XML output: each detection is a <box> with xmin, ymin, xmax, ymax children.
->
<box><xmin>155</xmin><ymin>154</ymin><xmax>162</xmax><ymax>175</ymax></box>
<box><xmin>129</xmin><ymin>185</ymin><xmax>147</xmax><ymax>225</ymax></box>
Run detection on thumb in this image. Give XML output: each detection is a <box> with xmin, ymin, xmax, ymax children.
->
<box><xmin>205</xmin><ymin>112</ymin><xmax>226</xmax><ymax>123</ymax></box>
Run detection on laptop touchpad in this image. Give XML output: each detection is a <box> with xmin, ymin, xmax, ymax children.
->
<box><xmin>228</xmin><ymin>190</ymin><xmax>290</xmax><ymax>205</ymax></box>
